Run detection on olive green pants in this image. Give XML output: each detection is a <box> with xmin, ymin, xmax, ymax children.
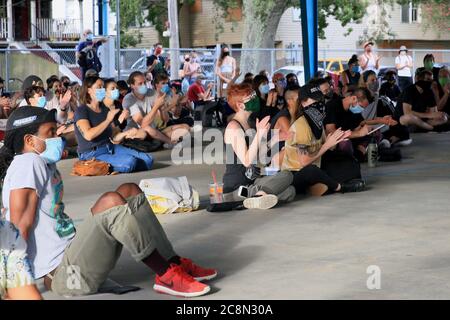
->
<box><xmin>51</xmin><ymin>193</ymin><xmax>176</xmax><ymax>296</ymax></box>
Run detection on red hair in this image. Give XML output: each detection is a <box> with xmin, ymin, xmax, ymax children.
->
<box><xmin>272</xmin><ymin>72</ymin><xmax>285</xmax><ymax>84</ymax></box>
<box><xmin>227</xmin><ymin>83</ymin><xmax>254</xmax><ymax>112</ymax></box>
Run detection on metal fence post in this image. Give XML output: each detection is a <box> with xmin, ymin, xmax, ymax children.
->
<box><xmin>270</xmin><ymin>49</ymin><xmax>275</xmax><ymax>75</ymax></box>
<box><xmin>412</xmin><ymin>49</ymin><xmax>416</xmax><ymax>76</ymax></box>
<box><xmin>5</xmin><ymin>48</ymin><xmax>10</xmax><ymax>92</ymax></box>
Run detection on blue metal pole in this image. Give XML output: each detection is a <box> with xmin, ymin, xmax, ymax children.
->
<box><xmin>300</xmin><ymin>0</ymin><xmax>318</xmax><ymax>82</ymax></box>
<box><xmin>102</xmin><ymin>0</ymin><xmax>108</xmax><ymax>35</ymax></box>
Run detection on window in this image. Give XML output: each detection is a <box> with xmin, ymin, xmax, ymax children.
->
<box><xmin>401</xmin><ymin>2</ymin><xmax>421</xmax><ymax>24</ymax></box>
<box><xmin>292</xmin><ymin>8</ymin><xmax>301</xmax><ymax>22</ymax></box>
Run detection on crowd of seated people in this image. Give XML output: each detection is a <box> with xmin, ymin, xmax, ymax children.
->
<box><xmin>1</xmin><ymin>45</ymin><xmax>450</xmax><ymax>300</ymax></box>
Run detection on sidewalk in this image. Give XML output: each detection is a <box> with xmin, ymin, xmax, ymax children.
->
<box><xmin>42</xmin><ymin>132</ymin><xmax>450</xmax><ymax>299</ymax></box>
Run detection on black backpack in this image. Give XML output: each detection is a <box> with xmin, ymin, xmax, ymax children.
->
<box><xmin>78</xmin><ymin>45</ymin><xmax>102</xmax><ymax>71</ymax></box>
<box><xmin>121</xmin><ymin>139</ymin><xmax>162</xmax><ymax>153</ymax></box>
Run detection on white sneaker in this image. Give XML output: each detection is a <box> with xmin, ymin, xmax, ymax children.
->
<box><xmin>243</xmin><ymin>194</ymin><xmax>278</xmax><ymax>210</ymax></box>
<box><xmin>394</xmin><ymin>138</ymin><xmax>413</xmax><ymax>147</ymax></box>
<box><xmin>379</xmin><ymin>139</ymin><xmax>391</xmax><ymax>149</ymax></box>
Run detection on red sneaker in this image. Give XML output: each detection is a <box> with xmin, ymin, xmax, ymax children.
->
<box><xmin>153</xmin><ymin>264</ymin><xmax>210</xmax><ymax>298</ymax></box>
<box><xmin>180</xmin><ymin>257</ymin><xmax>218</xmax><ymax>281</ymax></box>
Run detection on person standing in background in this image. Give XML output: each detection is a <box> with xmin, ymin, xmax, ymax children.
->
<box><xmin>147</xmin><ymin>43</ymin><xmax>168</xmax><ymax>79</ymax></box>
<box><xmin>183</xmin><ymin>52</ymin><xmax>202</xmax><ymax>85</ymax></box>
<box><xmin>359</xmin><ymin>41</ymin><xmax>381</xmax><ymax>74</ymax></box>
<box><xmin>76</xmin><ymin>30</ymin><xmax>107</xmax><ymax>80</ymax></box>
<box><xmin>395</xmin><ymin>46</ymin><xmax>413</xmax><ymax>91</ymax></box>
<box><xmin>216</xmin><ymin>45</ymin><xmax>236</xmax><ymax>98</ymax></box>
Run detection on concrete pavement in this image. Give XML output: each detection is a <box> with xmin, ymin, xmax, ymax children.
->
<box><xmin>41</xmin><ymin>132</ymin><xmax>450</xmax><ymax>300</ymax></box>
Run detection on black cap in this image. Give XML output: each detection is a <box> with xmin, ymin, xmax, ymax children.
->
<box><xmin>300</xmin><ymin>83</ymin><xmax>324</xmax><ymax>101</ymax></box>
<box><xmin>6</xmin><ymin>106</ymin><xmax>57</xmax><ymax>132</ymax></box>
<box><xmin>22</xmin><ymin>75</ymin><xmax>44</xmax><ymax>91</ymax></box>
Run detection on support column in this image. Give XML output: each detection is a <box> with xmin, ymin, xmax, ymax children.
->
<box><xmin>7</xmin><ymin>0</ymin><xmax>13</xmax><ymax>41</ymax></box>
<box><xmin>79</xmin><ymin>0</ymin><xmax>84</xmax><ymax>38</ymax></box>
<box><xmin>30</xmin><ymin>0</ymin><xmax>37</xmax><ymax>41</ymax></box>
<box><xmin>300</xmin><ymin>0</ymin><xmax>318</xmax><ymax>82</ymax></box>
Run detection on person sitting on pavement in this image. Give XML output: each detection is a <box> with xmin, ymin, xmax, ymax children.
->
<box><xmin>0</xmin><ymin>106</ymin><xmax>217</xmax><ymax>298</ymax></box>
<box><xmin>74</xmin><ymin>76</ymin><xmax>153</xmax><ymax>173</ymax></box>
<box><xmin>436</xmin><ymin>67</ymin><xmax>450</xmax><ymax>116</ymax></box>
<box><xmin>286</xmin><ymin>73</ymin><xmax>299</xmax><ymax>90</ymax></box>
<box><xmin>252</xmin><ymin>74</ymin><xmax>271</xmax><ymax>118</ymax></box>
<box><xmin>268</xmin><ymin>87</ymin><xmax>301</xmax><ymax>168</ymax></box>
<box><xmin>379</xmin><ymin>70</ymin><xmax>401</xmax><ymax>102</ymax></box>
<box><xmin>341</xmin><ymin>54</ymin><xmax>361</xmax><ymax>95</ymax></box>
<box><xmin>324</xmin><ymin>87</ymin><xmax>371</xmax><ymax>160</ymax></box>
<box><xmin>123</xmin><ymin>72</ymin><xmax>190</xmax><ymax>148</ymax></box>
<box><xmin>24</xmin><ymin>85</ymin><xmax>77</xmax><ymax>148</ymax></box>
<box><xmin>395</xmin><ymin>69</ymin><xmax>448</xmax><ymax>132</ymax></box>
<box><xmin>222</xmin><ymin>83</ymin><xmax>296</xmax><ymax>210</ymax></box>
<box><xmin>187</xmin><ymin>74</ymin><xmax>214</xmax><ymax>108</ymax></box>
<box><xmin>266</xmin><ymin>73</ymin><xmax>287</xmax><ymax>113</ymax></box>
<box><xmin>282</xmin><ymin>84</ymin><xmax>365</xmax><ymax>196</ymax></box>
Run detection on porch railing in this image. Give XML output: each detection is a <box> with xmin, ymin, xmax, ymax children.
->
<box><xmin>0</xmin><ymin>18</ymin><xmax>8</xmax><ymax>40</ymax></box>
<box><xmin>36</xmin><ymin>18</ymin><xmax>81</xmax><ymax>41</ymax></box>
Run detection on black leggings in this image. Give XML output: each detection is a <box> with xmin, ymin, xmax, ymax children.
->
<box><xmin>292</xmin><ymin>164</ymin><xmax>339</xmax><ymax>194</ymax></box>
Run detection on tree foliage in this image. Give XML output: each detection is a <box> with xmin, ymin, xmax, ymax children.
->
<box><xmin>110</xmin><ymin>0</ymin><xmax>144</xmax><ymax>47</ymax></box>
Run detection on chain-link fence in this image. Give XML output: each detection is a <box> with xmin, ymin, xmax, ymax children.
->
<box><xmin>1</xmin><ymin>46</ymin><xmax>449</xmax><ymax>92</ymax></box>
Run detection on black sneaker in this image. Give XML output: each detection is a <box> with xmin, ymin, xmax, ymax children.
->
<box><xmin>340</xmin><ymin>179</ymin><xmax>366</xmax><ymax>193</ymax></box>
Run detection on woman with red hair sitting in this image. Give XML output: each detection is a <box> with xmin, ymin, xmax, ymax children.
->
<box><xmin>222</xmin><ymin>83</ymin><xmax>296</xmax><ymax>210</ymax></box>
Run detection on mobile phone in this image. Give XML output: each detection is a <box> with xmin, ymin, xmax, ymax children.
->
<box><xmin>238</xmin><ymin>185</ymin><xmax>249</xmax><ymax>198</ymax></box>
<box><xmin>367</xmin><ymin>124</ymin><xmax>386</xmax><ymax>135</ymax></box>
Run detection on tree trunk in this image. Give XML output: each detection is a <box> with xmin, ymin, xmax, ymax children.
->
<box><xmin>240</xmin><ymin>0</ymin><xmax>288</xmax><ymax>75</ymax></box>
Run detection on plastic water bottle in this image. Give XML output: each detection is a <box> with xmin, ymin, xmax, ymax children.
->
<box><xmin>367</xmin><ymin>137</ymin><xmax>378</xmax><ymax>168</ymax></box>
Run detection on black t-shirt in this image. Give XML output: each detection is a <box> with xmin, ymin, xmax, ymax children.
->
<box><xmin>74</xmin><ymin>104</ymin><xmax>112</xmax><ymax>153</ymax></box>
<box><xmin>380</xmin><ymin>82</ymin><xmax>401</xmax><ymax>102</ymax></box>
<box><xmin>324</xmin><ymin>97</ymin><xmax>363</xmax><ymax>131</ymax></box>
<box><xmin>395</xmin><ymin>84</ymin><xmax>435</xmax><ymax>118</ymax></box>
<box><xmin>146</xmin><ymin>54</ymin><xmax>167</xmax><ymax>77</ymax></box>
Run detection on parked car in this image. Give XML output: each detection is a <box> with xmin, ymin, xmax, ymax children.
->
<box><xmin>318</xmin><ymin>58</ymin><xmax>348</xmax><ymax>75</ymax></box>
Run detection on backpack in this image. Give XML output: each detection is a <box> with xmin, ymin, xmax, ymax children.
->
<box><xmin>202</xmin><ymin>99</ymin><xmax>228</xmax><ymax>128</ymax></box>
<box><xmin>139</xmin><ymin>176</ymin><xmax>200</xmax><ymax>214</ymax></box>
<box><xmin>121</xmin><ymin>138</ymin><xmax>163</xmax><ymax>153</ymax></box>
<box><xmin>78</xmin><ymin>44</ymin><xmax>102</xmax><ymax>71</ymax></box>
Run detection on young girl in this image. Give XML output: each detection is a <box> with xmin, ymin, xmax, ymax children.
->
<box><xmin>222</xmin><ymin>83</ymin><xmax>296</xmax><ymax>209</ymax></box>
<box><xmin>0</xmin><ymin>106</ymin><xmax>217</xmax><ymax>298</ymax></box>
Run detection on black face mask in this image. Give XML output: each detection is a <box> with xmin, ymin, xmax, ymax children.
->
<box><xmin>223</xmin><ymin>51</ymin><xmax>230</xmax><ymax>57</ymax></box>
<box><xmin>416</xmin><ymin>80</ymin><xmax>432</xmax><ymax>91</ymax></box>
<box><xmin>185</xmin><ymin>58</ymin><xmax>190</xmax><ymax>62</ymax></box>
<box><xmin>303</xmin><ymin>101</ymin><xmax>326</xmax><ymax>140</ymax></box>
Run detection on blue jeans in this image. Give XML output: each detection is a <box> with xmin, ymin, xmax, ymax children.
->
<box><xmin>79</xmin><ymin>143</ymin><xmax>153</xmax><ymax>173</ymax></box>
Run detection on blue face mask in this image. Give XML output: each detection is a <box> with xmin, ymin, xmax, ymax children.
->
<box><xmin>109</xmin><ymin>89</ymin><xmax>120</xmax><ymax>101</ymax></box>
<box><xmin>34</xmin><ymin>136</ymin><xmax>65</xmax><ymax>164</ymax></box>
<box><xmin>161</xmin><ymin>84</ymin><xmax>172</xmax><ymax>96</ymax></box>
<box><xmin>259</xmin><ymin>84</ymin><xmax>270</xmax><ymax>95</ymax></box>
<box><xmin>86</xmin><ymin>33</ymin><xmax>93</xmax><ymax>41</ymax></box>
<box><xmin>95</xmin><ymin>88</ymin><xmax>106</xmax><ymax>101</ymax></box>
<box><xmin>137</xmin><ymin>85</ymin><xmax>147</xmax><ymax>95</ymax></box>
<box><xmin>351</xmin><ymin>66</ymin><xmax>359</xmax><ymax>73</ymax></box>
<box><xmin>349</xmin><ymin>104</ymin><xmax>364</xmax><ymax>114</ymax></box>
<box><xmin>37</xmin><ymin>96</ymin><xmax>47</xmax><ymax>108</ymax></box>
<box><xmin>277</xmin><ymin>79</ymin><xmax>287</xmax><ymax>89</ymax></box>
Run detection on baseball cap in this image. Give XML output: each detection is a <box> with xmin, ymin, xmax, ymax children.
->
<box><xmin>6</xmin><ymin>106</ymin><xmax>57</xmax><ymax>132</ymax></box>
<box><xmin>300</xmin><ymin>83</ymin><xmax>324</xmax><ymax>101</ymax></box>
<box><xmin>22</xmin><ymin>75</ymin><xmax>44</xmax><ymax>91</ymax></box>
<box><xmin>363</xmin><ymin>41</ymin><xmax>374</xmax><ymax>48</ymax></box>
